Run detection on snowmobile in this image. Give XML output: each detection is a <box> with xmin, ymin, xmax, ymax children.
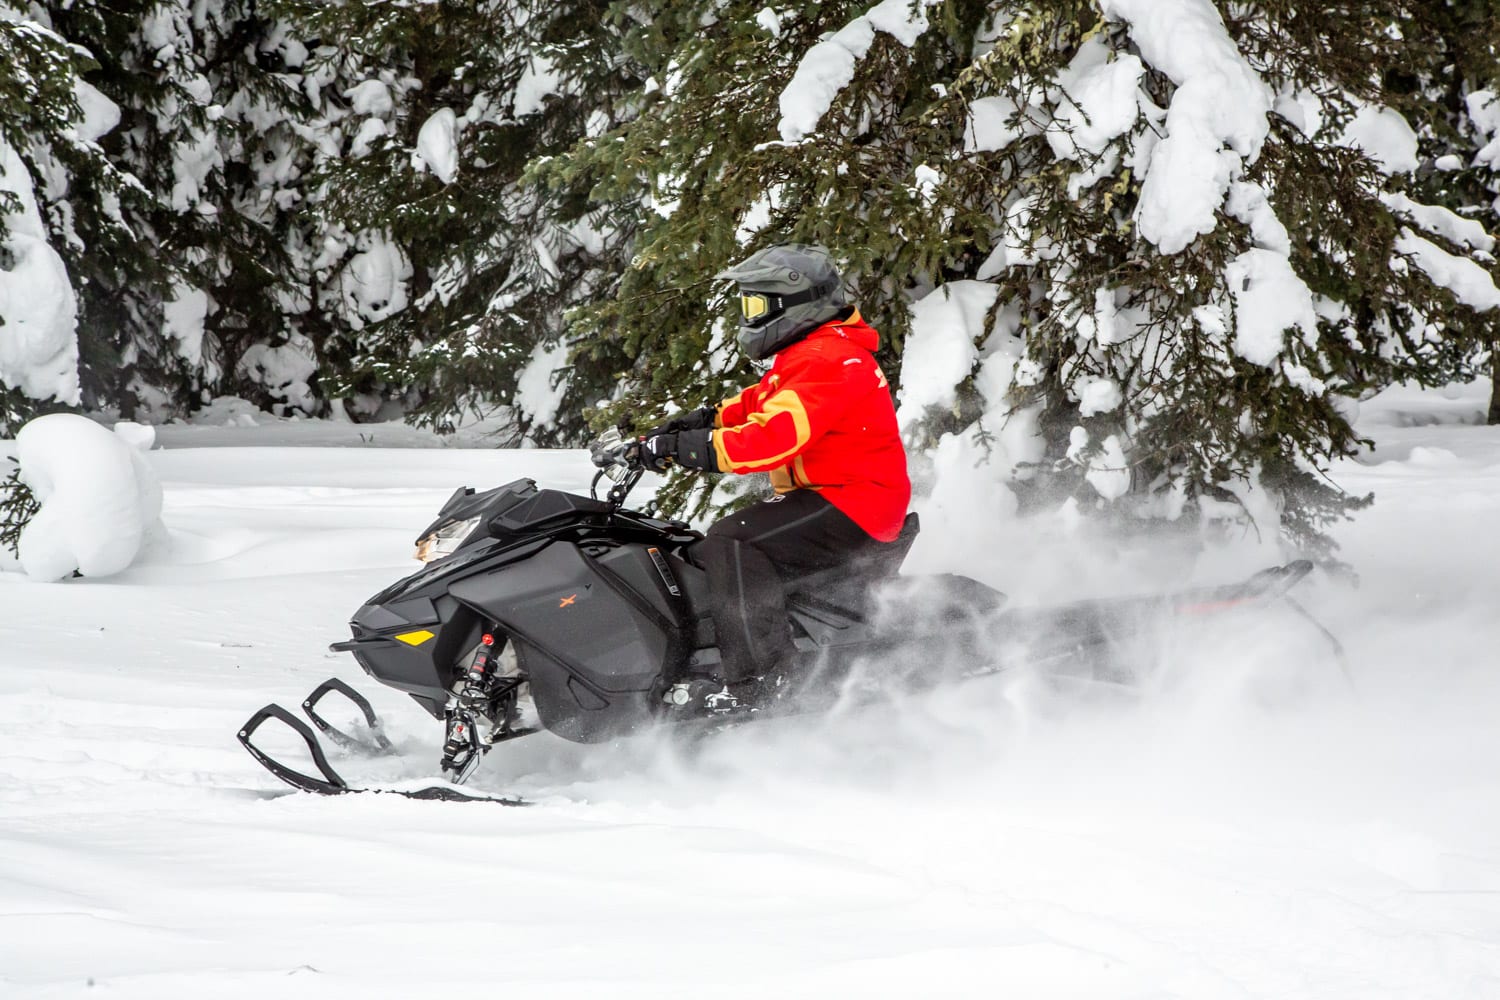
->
<box><xmin>238</xmin><ymin>431</ymin><xmax>1341</xmax><ymax>800</ymax></box>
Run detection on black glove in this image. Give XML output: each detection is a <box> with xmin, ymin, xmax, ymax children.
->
<box><xmin>674</xmin><ymin>428</ymin><xmax>719</xmax><ymax>472</ymax></box>
<box><xmin>646</xmin><ymin>406</ymin><xmax>716</xmax><ymax>439</ymax></box>
<box><xmin>637</xmin><ymin>432</ymin><xmax>678</xmax><ymax>473</ymax></box>
<box><xmin>634</xmin><ymin>428</ymin><xmax>721</xmax><ymax>474</ymax></box>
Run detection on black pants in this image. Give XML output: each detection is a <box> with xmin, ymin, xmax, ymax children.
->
<box><xmin>700</xmin><ymin>490</ymin><xmax>883</xmax><ymax>683</ymax></box>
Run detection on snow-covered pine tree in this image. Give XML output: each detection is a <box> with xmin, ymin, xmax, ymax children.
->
<box><xmin>553</xmin><ymin>0</ymin><xmax>1500</xmax><ymax>555</ymax></box>
<box><xmin>0</xmin><ymin>6</ymin><xmax>131</xmax><ymax>433</ymax></box>
<box><xmin>267</xmin><ymin>0</ymin><xmax>638</xmax><ymax>438</ymax></box>
<box><xmin>920</xmin><ymin>0</ymin><xmax>1499</xmax><ymax>559</ymax></box>
<box><xmin>1396</xmin><ymin>0</ymin><xmax>1500</xmax><ymax>424</ymax></box>
<box><xmin>39</xmin><ymin>0</ymin><xmax>327</xmax><ymax>420</ymax></box>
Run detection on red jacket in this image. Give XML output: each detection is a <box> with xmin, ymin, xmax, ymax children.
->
<box><xmin>710</xmin><ymin>311</ymin><xmax>911</xmax><ymax>542</ymax></box>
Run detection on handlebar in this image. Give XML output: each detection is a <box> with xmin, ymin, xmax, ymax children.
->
<box><xmin>588</xmin><ymin>428</ymin><xmax>644</xmax><ymax>507</ymax></box>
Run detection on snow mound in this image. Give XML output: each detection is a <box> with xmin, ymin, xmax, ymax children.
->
<box><xmin>13</xmin><ymin>414</ymin><xmax>163</xmax><ymax>581</ymax></box>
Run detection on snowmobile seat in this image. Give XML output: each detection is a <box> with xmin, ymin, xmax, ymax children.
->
<box><xmin>784</xmin><ymin>511</ymin><xmax>921</xmax><ymax>616</ymax></box>
<box><xmin>679</xmin><ymin>509</ymin><xmax>916</xmax><ymax>578</ymax></box>
<box><xmin>675</xmin><ymin>512</ymin><xmax>919</xmax><ymax>641</ymax></box>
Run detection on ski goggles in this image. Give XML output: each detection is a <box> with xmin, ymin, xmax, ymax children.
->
<box><xmin>739</xmin><ymin>293</ymin><xmax>773</xmax><ymax>323</ymax></box>
<box><xmin>735</xmin><ymin>281</ymin><xmax>838</xmax><ymax>326</ymax></box>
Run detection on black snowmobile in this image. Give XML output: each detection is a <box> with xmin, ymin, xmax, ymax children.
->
<box><xmin>239</xmin><ymin>431</ymin><xmax>1340</xmax><ymax>800</ymax></box>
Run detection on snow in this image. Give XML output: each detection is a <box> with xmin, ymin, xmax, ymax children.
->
<box><xmin>338</xmin><ymin>233</ymin><xmax>412</xmax><ymax>329</ymax></box>
<box><xmin>237</xmin><ymin>333</ymin><xmax>318</xmax><ymax>414</ymax></box>
<box><xmin>963</xmin><ymin>95</ymin><xmax>1025</xmax><ymax>153</ymax></box>
<box><xmin>1466</xmin><ymin>90</ymin><xmax>1500</xmax><ymax>170</ymax></box>
<box><xmin>1338</xmin><ymin>104</ymin><xmax>1420</xmax><ymax>174</ymax></box>
<box><xmin>1099</xmin><ymin>0</ymin><xmax>1272</xmax><ymax>254</ymax></box>
<box><xmin>1001</xmin><ymin>193</ymin><xmax>1055</xmax><ymax>266</ymax></box>
<box><xmin>1080</xmin><ymin>430</ymin><xmax>1131</xmax><ymax>500</ymax></box>
<box><xmin>777</xmin><ymin>0</ymin><xmax>938</xmax><ymax>142</ymax></box>
<box><xmin>162</xmin><ymin>280</ymin><xmax>209</xmax><ymax>367</ymax></box>
<box><xmin>348</xmin><ymin>117</ymin><xmax>387</xmax><ymax>158</ymax></box>
<box><xmin>515</xmin><ymin>340</ymin><xmax>570</xmax><ymax>433</ymax></box>
<box><xmin>1395</xmin><ymin>229</ymin><xmax>1500</xmax><ymax>311</ymax></box>
<box><xmin>1380</xmin><ymin>191</ymin><xmax>1495</xmax><ymax>253</ymax></box>
<box><xmin>755</xmin><ymin>7</ymin><xmax>782</xmax><ymax>38</ymax></box>
<box><xmin>1226</xmin><ymin>181</ymin><xmax>1291</xmax><ymax>255</ymax></box>
<box><xmin>514</xmin><ymin>53</ymin><xmax>561</xmax><ymax>118</ymax></box>
<box><xmin>0</xmin><ymin>137</ymin><xmax>80</xmax><ymax>406</ymax></box>
<box><xmin>11</xmin><ymin>414</ymin><xmax>163</xmax><ymax>581</ymax></box>
<box><xmin>1224</xmin><ymin>248</ymin><xmax>1320</xmax><ymax>369</ymax></box>
<box><xmin>71</xmin><ymin>80</ymin><xmax>121</xmax><ymax>144</ymax></box>
<box><xmin>3</xmin><ymin>384</ymin><xmax>1499</xmax><ymax>996</ymax></box>
<box><xmin>344</xmin><ymin>79</ymin><xmax>393</xmax><ymax>116</ymax></box>
<box><xmin>169</xmin><ymin>127</ymin><xmax>222</xmax><ymax>213</ymax></box>
<box><xmin>1046</xmin><ymin>41</ymin><xmax>1144</xmax><ymax>164</ymax></box>
<box><xmin>415</xmin><ymin>107</ymin><xmax>460</xmax><ymax>184</ymax></box>
<box><xmin>1063</xmin><ymin>424</ymin><xmax>1133</xmax><ymax>500</ymax></box>
<box><xmin>1076</xmin><ymin>377</ymin><xmax>1123</xmax><ymax>416</ymax></box>
<box><xmin>895</xmin><ymin>281</ymin><xmax>999</xmax><ymax>428</ymax></box>
<box><xmin>910</xmin><ymin>162</ymin><xmax>942</xmax><ymax>205</ymax></box>
<box><xmin>735</xmin><ymin>186</ymin><xmax>782</xmax><ymax>245</ymax></box>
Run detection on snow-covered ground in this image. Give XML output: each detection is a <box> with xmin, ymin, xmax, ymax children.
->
<box><xmin>3</xmin><ymin>384</ymin><xmax>1499</xmax><ymax>999</ymax></box>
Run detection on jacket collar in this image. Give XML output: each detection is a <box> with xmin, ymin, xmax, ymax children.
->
<box><xmin>805</xmin><ymin>308</ymin><xmax>878</xmax><ymax>353</ymax></box>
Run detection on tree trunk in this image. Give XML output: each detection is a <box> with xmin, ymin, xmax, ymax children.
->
<box><xmin>1491</xmin><ymin>340</ymin><xmax>1500</xmax><ymax>425</ymax></box>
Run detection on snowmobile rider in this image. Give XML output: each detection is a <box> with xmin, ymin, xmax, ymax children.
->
<box><xmin>630</xmin><ymin>243</ymin><xmax>912</xmax><ymax>697</ymax></box>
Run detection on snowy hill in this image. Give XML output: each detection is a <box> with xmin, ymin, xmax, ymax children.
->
<box><xmin>2</xmin><ymin>383</ymin><xmax>1498</xmax><ymax>998</ymax></box>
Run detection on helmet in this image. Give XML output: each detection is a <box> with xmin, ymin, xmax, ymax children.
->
<box><xmin>716</xmin><ymin>244</ymin><xmax>847</xmax><ymax>361</ymax></box>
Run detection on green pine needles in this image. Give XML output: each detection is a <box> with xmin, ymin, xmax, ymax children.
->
<box><xmin>0</xmin><ymin>464</ymin><xmax>37</xmax><ymax>558</ymax></box>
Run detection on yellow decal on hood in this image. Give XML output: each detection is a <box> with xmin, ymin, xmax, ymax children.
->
<box><xmin>395</xmin><ymin>630</ymin><xmax>435</xmax><ymax>646</ymax></box>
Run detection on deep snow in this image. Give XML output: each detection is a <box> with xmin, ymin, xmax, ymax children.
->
<box><xmin>2</xmin><ymin>383</ymin><xmax>1499</xmax><ymax>998</ymax></box>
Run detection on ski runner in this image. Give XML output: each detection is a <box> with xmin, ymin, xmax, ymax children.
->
<box><xmin>632</xmin><ymin>244</ymin><xmax>912</xmax><ymax>706</ymax></box>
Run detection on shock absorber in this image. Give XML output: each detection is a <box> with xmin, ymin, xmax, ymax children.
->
<box><xmin>460</xmin><ymin>631</ymin><xmax>498</xmax><ymax>709</ymax></box>
<box><xmin>441</xmin><ymin>628</ymin><xmax>500</xmax><ymax>783</ymax></box>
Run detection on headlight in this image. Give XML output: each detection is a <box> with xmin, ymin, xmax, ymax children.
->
<box><xmin>414</xmin><ymin>516</ymin><xmax>481</xmax><ymax>563</ymax></box>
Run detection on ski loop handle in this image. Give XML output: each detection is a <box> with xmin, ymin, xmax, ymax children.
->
<box><xmin>302</xmin><ymin>677</ymin><xmax>393</xmax><ymax>755</ymax></box>
<box><xmin>238</xmin><ymin>703</ymin><xmax>351</xmax><ymax>795</ymax></box>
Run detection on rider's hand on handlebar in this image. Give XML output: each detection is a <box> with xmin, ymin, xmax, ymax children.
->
<box><xmin>636</xmin><ymin>433</ymin><xmax>677</xmax><ymax>473</ymax></box>
<box><xmin>646</xmin><ymin>406</ymin><xmax>716</xmax><ymax>439</ymax></box>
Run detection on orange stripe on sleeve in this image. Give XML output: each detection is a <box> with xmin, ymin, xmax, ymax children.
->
<box><xmin>715</xmin><ymin>389</ymin><xmax>813</xmax><ymax>471</ymax></box>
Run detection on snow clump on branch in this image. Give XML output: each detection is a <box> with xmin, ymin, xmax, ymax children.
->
<box><xmin>0</xmin><ymin>138</ymin><xmax>80</xmax><ymax>407</ymax></box>
<box><xmin>1098</xmin><ymin>0</ymin><xmax>1272</xmax><ymax>255</ymax></box>
<box><xmin>777</xmin><ymin>0</ymin><xmax>940</xmax><ymax>142</ymax></box>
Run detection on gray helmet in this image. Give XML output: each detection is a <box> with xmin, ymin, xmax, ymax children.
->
<box><xmin>716</xmin><ymin>243</ymin><xmax>847</xmax><ymax>361</ymax></box>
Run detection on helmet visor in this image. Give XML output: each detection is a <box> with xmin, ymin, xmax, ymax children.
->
<box><xmin>739</xmin><ymin>292</ymin><xmax>772</xmax><ymax>324</ymax></box>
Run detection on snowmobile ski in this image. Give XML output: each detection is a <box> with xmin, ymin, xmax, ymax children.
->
<box><xmin>237</xmin><ymin>701</ymin><xmax>526</xmax><ymax>805</ymax></box>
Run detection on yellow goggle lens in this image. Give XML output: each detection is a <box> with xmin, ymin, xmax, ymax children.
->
<box><xmin>739</xmin><ymin>293</ymin><xmax>769</xmax><ymax>321</ymax></box>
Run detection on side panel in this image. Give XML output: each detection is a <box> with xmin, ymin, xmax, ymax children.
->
<box><xmin>449</xmin><ymin>541</ymin><xmax>672</xmax><ymax>695</ymax></box>
<box><xmin>516</xmin><ymin>641</ymin><xmax>655</xmax><ymax>743</ymax></box>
